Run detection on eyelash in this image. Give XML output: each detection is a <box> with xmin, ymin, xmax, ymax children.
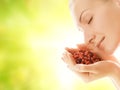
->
<box><xmin>88</xmin><ymin>17</ymin><xmax>93</xmax><ymax>24</ymax></box>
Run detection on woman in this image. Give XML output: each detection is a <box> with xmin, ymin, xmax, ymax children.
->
<box><xmin>62</xmin><ymin>0</ymin><xmax>120</xmax><ymax>89</ymax></box>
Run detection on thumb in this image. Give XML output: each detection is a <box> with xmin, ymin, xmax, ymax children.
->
<box><xmin>73</xmin><ymin>64</ymin><xmax>96</xmax><ymax>73</ymax></box>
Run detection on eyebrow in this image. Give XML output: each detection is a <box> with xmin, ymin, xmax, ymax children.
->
<box><xmin>79</xmin><ymin>9</ymin><xmax>88</xmax><ymax>23</ymax></box>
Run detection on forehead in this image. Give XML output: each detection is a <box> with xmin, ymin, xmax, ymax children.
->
<box><xmin>69</xmin><ymin>0</ymin><xmax>102</xmax><ymax>10</ymax></box>
<box><xmin>69</xmin><ymin>0</ymin><xmax>92</xmax><ymax>15</ymax></box>
<box><xmin>69</xmin><ymin>0</ymin><xmax>104</xmax><ymax>26</ymax></box>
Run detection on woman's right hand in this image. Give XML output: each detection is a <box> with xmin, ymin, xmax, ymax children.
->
<box><xmin>62</xmin><ymin>50</ymin><xmax>120</xmax><ymax>83</ymax></box>
<box><xmin>62</xmin><ymin>51</ymin><xmax>91</xmax><ymax>82</ymax></box>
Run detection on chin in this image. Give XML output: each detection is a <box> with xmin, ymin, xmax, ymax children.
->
<box><xmin>105</xmin><ymin>47</ymin><xmax>117</xmax><ymax>55</ymax></box>
<box><xmin>102</xmin><ymin>41</ymin><xmax>119</xmax><ymax>55</ymax></box>
<box><xmin>97</xmin><ymin>46</ymin><xmax>116</xmax><ymax>57</ymax></box>
<box><xmin>105</xmin><ymin>50</ymin><xmax>114</xmax><ymax>55</ymax></box>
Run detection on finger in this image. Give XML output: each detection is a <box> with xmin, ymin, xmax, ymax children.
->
<box><xmin>68</xmin><ymin>65</ymin><xmax>88</xmax><ymax>75</ymax></box>
<box><xmin>65</xmin><ymin>47</ymin><xmax>77</xmax><ymax>54</ymax></box>
<box><xmin>62</xmin><ymin>51</ymin><xmax>75</xmax><ymax>66</ymax></box>
<box><xmin>68</xmin><ymin>65</ymin><xmax>91</xmax><ymax>82</ymax></box>
<box><xmin>74</xmin><ymin>64</ymin><xmax>97</xmax><ymax>73</ymax></box>
<box><xmin>66</xmin><ymin>51</ymin><xmax>76</xmax><ymax>66</ymax></box>
<box><xmin>88</xmin><ymin>72</ymin><xmax>108</xmax><ymax>82</ymax></box>
<box><xmin>76</xmin><ymin>44</ymin><xmax>85</xmax><ymax>49</ymax></box>
<box><xmin>61</xmin><ymin>52</ymin><xmax>68</xmax><ymax>63</ymax></box>
<box><xmin>68</xmin><ymin>65</ymin><xmax>88</xmax><ymax>76</ymax></box>
<box><xmin>76</xmin><ymin>72</ymin><xmax>91</xmax><ymax>83</ymax></box>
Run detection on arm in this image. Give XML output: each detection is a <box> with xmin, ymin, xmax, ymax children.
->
<box><xmin>110</xmin><ymin>63</ymin><xmax>120</xmax><ymax>90</ymax></box>
<box><xmin>71</xmin><ymin>61</ymin><xmax>120</xmax><ymax>89</ymax></box>
<box><xmin>62</xmin><ymin>51</ymin><xmax>120</xmax><ymax>89</ymax></box>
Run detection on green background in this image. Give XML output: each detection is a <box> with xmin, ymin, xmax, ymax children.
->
<box><xmin>0</xmin><ymin>0</ymin><xmax>116</xmax><ymax>90</ymax></box>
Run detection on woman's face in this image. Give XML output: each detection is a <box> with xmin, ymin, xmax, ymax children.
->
<box><xmin>70</xmin><ymin>0</ymin><xmax>120</xmax><ymax>55</ymax></box>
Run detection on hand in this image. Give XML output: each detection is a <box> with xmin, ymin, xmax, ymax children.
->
<box><xmin>62</xmin><ymin>51</ymin><xmax>90</xmax><ymax>82</ymax></box>
<box><xmin>70</xmin><ymin>60</ymin><xmax>118</xmax><ymax>82</ymax></box>
<box><xmin>62</xmin><ymin>50</ymin><xmax>118</xmax><ymax>83</ymax></box>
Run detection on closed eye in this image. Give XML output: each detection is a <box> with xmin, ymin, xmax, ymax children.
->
<box><xmin>88</xmin><ymin>17</ymin><xmax>93</xmax><ymax>24</ymax></box>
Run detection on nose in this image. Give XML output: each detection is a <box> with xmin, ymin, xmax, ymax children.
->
<box><xmin>84</xmin><ymin>31</ymin><xmax>96</xmax><ymax>44</ymax></box>
<box><xmin>89</xmin><ymin>35</ymin><xmax>96</xmax><ymax>44</ymax></box>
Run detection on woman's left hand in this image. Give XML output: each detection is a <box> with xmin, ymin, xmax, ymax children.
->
<box><xmin>69</xmin><ymin>60</ymin><xmax>118</xmax><ymax>82</ymax></box>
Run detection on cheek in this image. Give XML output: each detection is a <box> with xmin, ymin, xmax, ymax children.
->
<box><xmin>92</xmin><ymin>16</ymin><xmax>120</xmax><ymax>54</ymax></box>
<box><xmin>92</xmin><ymin>8</ymin><xmax>120</xmax><ymax>34</ymax></box>
<box><xmin>103</xmin><ymin>33</ymin><xmax>120</xmax><ymax>55</ymax></box>
<box><xmin>92</xmin><ymin>15</ymin><xmax>112</xmax><ymax>33</ymax></box>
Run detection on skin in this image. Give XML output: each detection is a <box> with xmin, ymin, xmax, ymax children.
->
<box><xmin>70</xmin><ymin>0</ymin><xmax>120</xmax><ymax>55</ymax></box>
<box><xmin>62</xmin><ymin>0</ymin><xmax>120</xmax><ymax>89</ymax></box>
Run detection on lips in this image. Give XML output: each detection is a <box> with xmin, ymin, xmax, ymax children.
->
<box><xmin>96</xmin><ymin>36</ymin><xmax>105</xmax><ymax>48</ymax></box>
<box><xmin>88</xmin><ymin>36</ymin><xmax>105</xmax><ymax>49</ymax></box>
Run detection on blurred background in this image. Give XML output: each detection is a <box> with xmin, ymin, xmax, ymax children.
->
<box><xmin>0</xmin><ymin>0</ymin><xmax>118</xmax><ymax>90</ymax></box>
